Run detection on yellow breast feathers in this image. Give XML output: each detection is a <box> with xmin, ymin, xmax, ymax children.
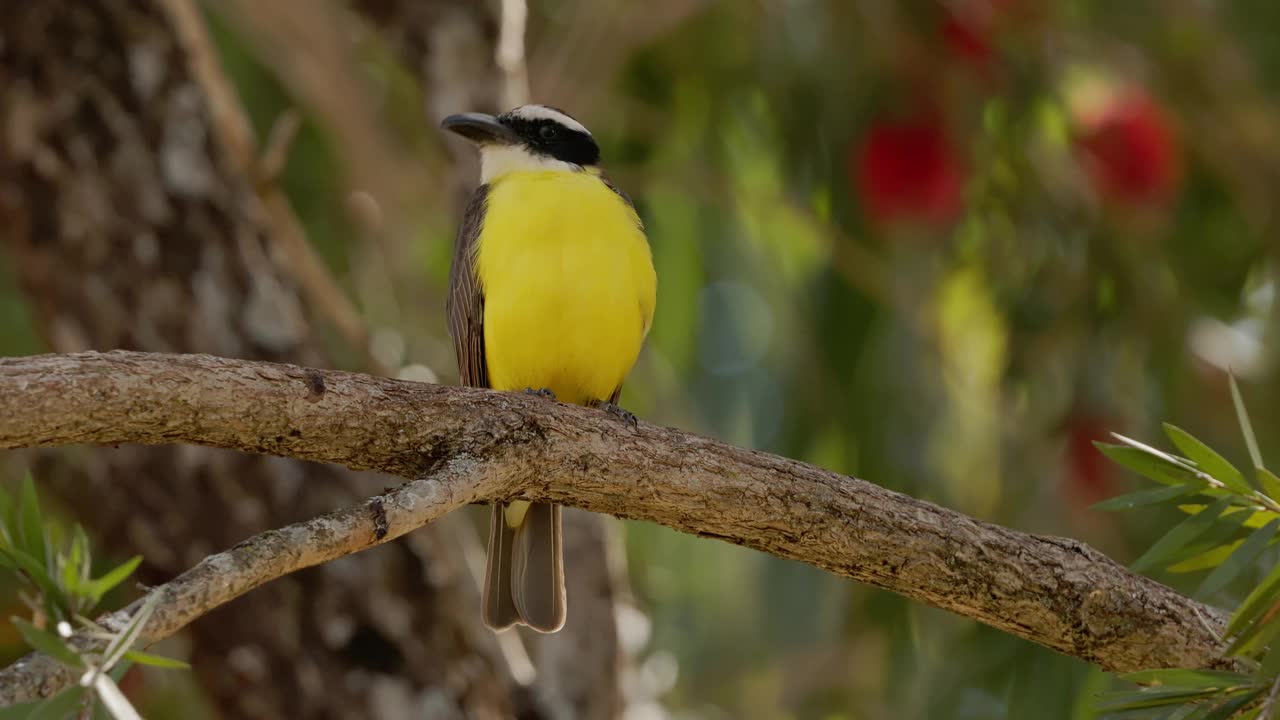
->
<box><xmin>475</xmin><ymin>169</ymin><xmax>656</xmax><ymax>405</ymax></box>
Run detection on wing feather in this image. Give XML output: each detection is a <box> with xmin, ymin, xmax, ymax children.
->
<box><xmin>447</xmin><ymin>185</ymin><xmax>490</xmax><ymax>389</ymax></box>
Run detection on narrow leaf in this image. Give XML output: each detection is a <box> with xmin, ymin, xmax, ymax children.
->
<box><xmin>26</xmin><ymin>687</ymin><xmax>85</xmax><ymax>720</ymax></box>
<box><xmin>0</xmin><ymin>701</ymin><xmax>43</xmax><ymax>720</ymax></box>
<box><xmin>1132</xmin><ymin>497</ymin><xmax>1233</xmax><ymax>573</ymax></box>
<box><xmin>1199</xmin><ymin>688</ymin><xmax>1266</xmax><ymax>720</ymax></box>
<box><xmin>16</xmin><ymin>476</ymin><xmax>45</xmax><ymax>562</ymax></box>
<box><xmin>1198</xmin><ymin>519</ymin><xmax>1280</xmax><ymax>597</ymax></box>
<box><xmin>61</xmin><ymin>537</ymin><xmax>80</xmax><ymax>595</ymax></box>
<box><xmin>0</xmin><ymin>489</ymin><xmax>15</xmax><ymax>549</ymax></box>
<box><xmin>1096</xmin><ymin>443</ymin><xmax>1201</xmax><ymax>486</ymax></box>
<box><xmin>102</xmin><ymin>593</ymin><xmax>157</xmax><ymax>671</ymax></box>
<box><xmin>1094</xmin><ymin>483</ymin><xmax>1207</xmax><ymax>512</ymax></box>
<box><xmin>123</xmin><ymin>649</ymin><xmax>190</xmax><ymax>670</ymax></box>
<box><xmin>1230</xmin><ymin>374</ymin><xmax>1264</xmax><ymax>470</ymax></box>
<box><xmin>1170</xmin><ymin>542</ymin><xmax>1241</xmax><ymax>574</ymax></box>
<box><xmin>11</xmin><ymin>617</ymin><xmax>83</xmax><ymax>669</ymax></box>
<box><xmin>1229</xmin><ymin>559</ymin><xmax>1280</xmax><ymax>636</ymax></box>
<box><xmin>1259</xmin><ymin>637</ymin><xmax>1280</xmax><ymax>677</ymax></box>
<box><xmin>1173</xmin><ymin>507</ymin><xmax>1278</xmax><ymax>530</ymax></box>
<box><xmin>4</xmin><ymin>547</ymin><xmax>68</xmax><ymax>619</ymax></box>
<box><xmin>88</xmin><ymin>556</ymin><xmax>142</xmax><ymax>604</ymax></box>
<box><xmin>1119</xmin><ymin>669</ymin><xmax>1254</xmax><ymax>688</ymax></box>
<box><xmin>1260</xmin><ymin>468</ymin><xmax>1280</xmax><ymax>504</ymax></box>
<box><xmin>1227</xmin><ymin>603</ymin><xmax>1280</xmax><ymax>657</ymax></box>
<box><xmin>1165</xmin><ymin>424</ymin><xmax>1252</xmax><ymax>494</ymax></box>
<box><xmin>1096</xmin><ymin>687</ymin><xmax>1222</xmax><ymax>711</ymax></box>
<box><xmin>1167</xmin><ymin>510</ymin><xmax>1253</xmax><ymax>568</ymax></box>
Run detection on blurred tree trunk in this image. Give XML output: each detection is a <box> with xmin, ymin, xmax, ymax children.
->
<box><xmin>0</xmin><ymin>2</ymin><xmax>530</xmax><ymax>717</ymax></box>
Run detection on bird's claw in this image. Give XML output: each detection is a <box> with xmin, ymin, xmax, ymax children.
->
<box><xmin>590</xmin><ymin>399</ymin><xmax>638</xmax><ymax>428</ymax></box>
<box><xmin>524</xmin><ymin>387</ymin><xmax>557</xmax><ymax>401</ymax></box>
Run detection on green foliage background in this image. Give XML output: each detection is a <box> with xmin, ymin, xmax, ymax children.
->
<box><xmin>4</xmin><ymin>1</ymin><xmax>1280</xmax><ymax>718</ymax></box>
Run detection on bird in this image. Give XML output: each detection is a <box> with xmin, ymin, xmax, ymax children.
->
<box><xmin>441</xmin><ymin>104</ymin><xmax>657</xmax><ymax>633</ymax></box>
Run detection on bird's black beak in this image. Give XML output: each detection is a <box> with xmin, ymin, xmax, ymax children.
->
<box><xmin>441</xmin><ymin>113</ymin><xmax>518</xmax><ymax>145</ymax></box>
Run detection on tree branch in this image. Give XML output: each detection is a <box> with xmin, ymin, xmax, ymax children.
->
<box><xmin>0</xmin><ymin>351</ymin><xmax>1240</xmax><ymax>703</ymax></box>
<box><xmin>0</xmin><ymin>454</ymin><xmax>494</xmax><ymax>706</ymax></box>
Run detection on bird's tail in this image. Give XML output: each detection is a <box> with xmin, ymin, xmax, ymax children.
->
<box><xmin>482</xmin><ymin>500</ymin><xmax>566</xmax><ymax>633</ymax></box>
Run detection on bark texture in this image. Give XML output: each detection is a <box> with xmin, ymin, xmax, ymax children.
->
<box><xmin>0</xmin><ymin>3</ymin><xmax>523</xmax><ymax>717</ymax></box>
<box><xmin>0</xmin><ymin>351</ymin><xmax>1243</xmax><ymax>688</ymax></box>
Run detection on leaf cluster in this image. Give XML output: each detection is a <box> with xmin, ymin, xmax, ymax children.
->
<box><xmin>0</xmin><ymin>477</ymin><xmax>187</xmax><ymax>719</ymax></box>
<box><xmin>1096</xmin><ymin>378</ymin><xmax>1280</xmax><ymax>718</ymax></box>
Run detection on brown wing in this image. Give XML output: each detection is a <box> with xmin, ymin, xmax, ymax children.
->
<box><xmin>598</xmin><ymin>171</ymin><xmax>643</xmax><ymax>229</ymax></box>
<box><xmin>447</xmin><ymin>185</ymin><xmax>490</xmax><ymax>389</ymax></box>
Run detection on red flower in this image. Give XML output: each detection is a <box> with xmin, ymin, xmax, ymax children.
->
<box><xmin>942</xmin><ymin>11</ymin><xmax>993</xmax><ymax>69</ymax></box>
<box><xmin>1076</xmin><ymin>90</ymin><xmax>1181</xmax><ymax>206</ymax></box>
<box><xmin>1063</xmin><ymin>416</ymin><xmax>1114</xmax><ymax>506</ymax></box>
<box><xmin>853</xmin><ymin>113</ymin><xmax>966</xmax><ymax>225</ymax></box>
<box><xmin>940</xmin><ymin>0</ymin><xmax>1018</xmax><ymax>74</ymax></box>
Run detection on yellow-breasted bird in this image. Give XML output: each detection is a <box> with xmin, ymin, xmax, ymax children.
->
<box><xmin>441</xmin><ymin>105</ymin><xmax>657</xmax><ymax>633</ymax></box>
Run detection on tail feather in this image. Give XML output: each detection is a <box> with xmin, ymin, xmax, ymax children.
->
<box><xmin>482</xmin><ymin>501</ymin><xmax>566</xmax><ymax>633</ymax></box>
<box><xmin>482</xmin><ymin>504</ymin><xmax>521</xmax><ymax>631</ymax></box>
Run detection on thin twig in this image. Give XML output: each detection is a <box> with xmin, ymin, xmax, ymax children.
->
<box><xmin>0</xmin><ymin>435</ymin><xmax>499</xmax><ymax>706</ymax></box>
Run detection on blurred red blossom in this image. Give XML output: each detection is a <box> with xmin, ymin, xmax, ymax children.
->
<box><xmin>1075</xmin><ymin>89</ymin><xmax>1181</xmax><ymax>206</ymax></box>
<box><xmin>940</xmin><ymin>0</ymin><xmax>1019</xmax><ymax>74</ymax></box>
<box><xmin>852</xmin><ymin>111</ymin><xmax>966</xmax><ymax>226</ymax></box>
<box><xmin>1062</xmin><ymin>415</ymin><xmax>1115</xmax><ymax>506</ymax></box>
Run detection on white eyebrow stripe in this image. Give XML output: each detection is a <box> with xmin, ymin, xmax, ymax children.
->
<box><xmin>509</xmin><ymin>105</ymin><xmax>591</xmax><ymax>136</ymax></box>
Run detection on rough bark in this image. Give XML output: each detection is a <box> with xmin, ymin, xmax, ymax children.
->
<box><xmin>0</xmin><ymin>351</ymin><xmax>1243</xmax><ymax>692</ymax></box>
<box><xmin>0</xmin><ymin>3</ymin><xmax>521</xmax><ymax>717</ymax></box>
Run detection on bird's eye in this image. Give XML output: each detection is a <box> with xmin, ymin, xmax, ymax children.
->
<box><xmin>538</xmin><ymin>125</ymin><xmax>558</xmax><ymax>141</ymax></box>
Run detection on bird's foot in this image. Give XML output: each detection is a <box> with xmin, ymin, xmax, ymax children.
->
<box><xmin>589</xmin><ymin>399</ymin><xmax>638</xmax><ymax>428</ymax></box>
<box><xmin>524</xmin><ymin>387</ymin><xmax>557</xmax><ymax>401</ymax></box>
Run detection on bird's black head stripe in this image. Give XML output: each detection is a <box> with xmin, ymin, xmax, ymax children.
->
<box><xmin>498</xmin><ymin>109</ymin><xmax>601</xmax><ymax>166</ymax></box>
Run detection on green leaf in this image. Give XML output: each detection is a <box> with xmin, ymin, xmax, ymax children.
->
<box><xmin>1260</xmin><ymin>468</ymin><xmax>1280</xmax><ymax>504</ymax></box>
<box><xmin>0</xmin><ymin>488</ymin><xmax>14</xmax><ymax>548</ymax></box>
<box><xmin>1096</xmin><ymin>443</ymin><xmax>1201</xmax><ymax>486</ymax></box>
<box><xmin>11</xmin><ymin>617</ymin><xmax>83</xmax><ymax>669</ymax></box>
<box><xmin>1095</xmin><ymin>483</ymin><xmax>1208</xmax><ymax>512</ymax></box>
<box><xmin>3</xmin><ymin>547</ymin><xmax>68</xmax><ymax>619</ymax></box>
<box><xmin>1238</xmin><ymin>510</ymin><xmax>1280</xmax><ymax>530</ymax></box>
<box><xmin>1165</xmin><ymin>424</ymin><xmax>1252</xmax><ymax>495</ymax></box>
<box><xmin>1168</xmin><ymin>510</ymin><xmax>1254</xmax><ymax>569</ymax></box>
<box><xmin>0</xmin><ymin>701</ymin><xmax>42</xmax><ymax>720</ymax></box>
<box><xmin>1173</xmin><ymin>507</ymin><xmax>1278</xmax><ymax>530</ymax></box>
<box><xmin>1228</xmin><ymin>557</ymin><xmax>1280</xmax><ymax>636</ymax></box>
<box><xmin>123</xmin><ymin>649</ymin><xmax>190</xmax><ymax>670</ymax></box>
<box><xmin>1170</xmin><ymin>542</ymin><xmax>1242</xmax><ymax>574</ymax></box>
<box><xmin>1258</xmin><ymin>637</ymin><xmax>1280</xmax><ymax>677</ymax></box>
<box><xmin>87</xmin><ymin>556</ymin><xmax>141</xmax><ymax>604</ymax></box>
<box><xmin>1228</xmin><ymin>606</ymin><xmax>1280</xmax><ymax>657</ymax></box>
<box><xmin>1118</xmin><ymin>669</ymin><xmax>1254</xmax><ymax>689</ymax></box>
<box><xmin>16</xmin><ymin>476</ymin><xmax>45</xmax><ymax>563</ymax></box>
<box><xmin>102</xmin><ymin>592</ymin><xmax>158</xmax><ymax>671</ymax></box>
<box><xmin>1096</xmin><ymin>687</ymin><xmax>1223</xmax><ymax>712</ymax></box>
<box><xmin>1132</xmin><ymin>497</ymin><xmax>1234</xmax><ymax>573</ymax></box>
<box><xmin>1199</xmin><ymin>688</ymin><xmax>1265</xmax><ymax>720</ymax></box>
<box><xmin>1230</xmin><ymin>373</ymin><xmax>1264</xmax><ymax>471</ymax></box>
<box><xmin>25</xmin><ymin>686</ymin><xmax>85</xmax><ymax>720</ymax></box>
<box><xmin>1198</xmin><ymin>519</ymin><xmax>1280</xmax><ymax>597</ymax></box>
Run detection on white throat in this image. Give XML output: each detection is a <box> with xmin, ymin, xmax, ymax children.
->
<box><xmin>480</xmin><ymin>145</ymin><xmax>580</xmax><ymax>183</ymax></box>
